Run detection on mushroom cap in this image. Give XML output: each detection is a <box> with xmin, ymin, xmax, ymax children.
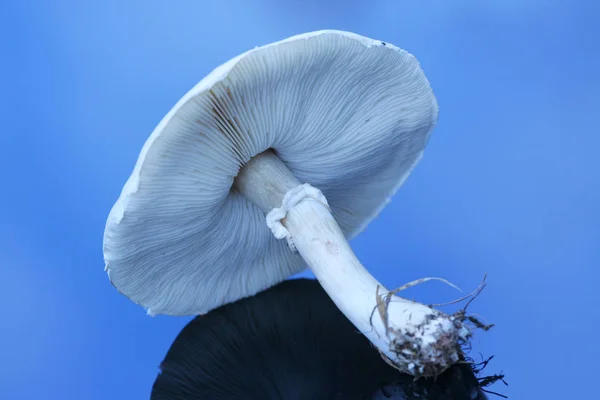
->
<box><xmin>103</xmin><ymin>30</ymin><xmax>438</xmax><ymax>315</ymax></box>
<box><xmin>151</xmin><ymin>278</ymin><xmax>399</xmax><ymax>399</ymax></box>
<box><xmin>151</xmin><ymin>279</ymin><xmax>488</xmax><ymax>400</ymax></box>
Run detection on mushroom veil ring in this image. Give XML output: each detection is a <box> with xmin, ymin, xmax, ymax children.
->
<box><xmin>266</xmin><ymin>183</ymin><xmax>330</xmax><ymax>252</ymax></box>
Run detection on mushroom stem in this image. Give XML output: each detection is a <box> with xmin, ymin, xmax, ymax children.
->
<box><xmin>234</xmin><ymin>150</ymin><xmax>469</xmax><ymax>377</ymax></box>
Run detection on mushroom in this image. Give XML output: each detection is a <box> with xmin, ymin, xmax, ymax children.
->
<box><xmin>103</xmin><ymin>30</ymin><xmax>470</xmax><ymax>377</ymax></box>
<box><xmin>151</xmin><ymin>279</ymin><xmax>488</xmax><ymax>399</ymax></box>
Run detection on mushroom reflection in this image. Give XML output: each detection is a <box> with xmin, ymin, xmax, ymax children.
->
<box><xmin>151</xmin><ymin>279</ymin><xmax>488</xmax><ymax>400</ymax></box>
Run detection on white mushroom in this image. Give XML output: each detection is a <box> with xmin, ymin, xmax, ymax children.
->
<box><xmin>103</xmin><ymin>30</ymin><xmax>470</xmax><ymax>377</ymax></box>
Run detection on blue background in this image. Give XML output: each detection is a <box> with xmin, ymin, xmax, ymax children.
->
<box><xmin>2</xmin><ymin>1</ymin><xmax>598</xmax><ymax>398</ymax></box>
